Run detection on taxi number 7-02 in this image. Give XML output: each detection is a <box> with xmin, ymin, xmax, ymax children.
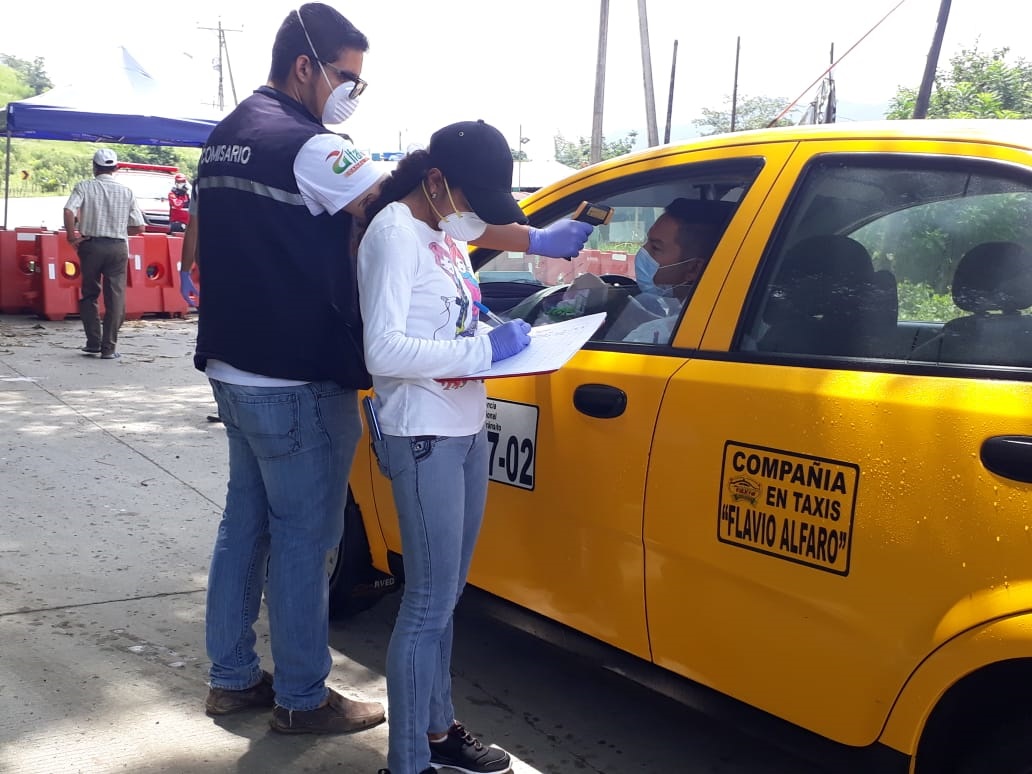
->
<box><xmin>485</xmin><ymin>398</ymin><xmax>538</xmax><ymax>490</ymax></box>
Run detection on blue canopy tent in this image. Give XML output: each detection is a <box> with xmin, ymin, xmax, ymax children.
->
<box><xmin>3</xmin><ymin>47</ymin><xmax>222</xmax><ymax>227</ymax></box>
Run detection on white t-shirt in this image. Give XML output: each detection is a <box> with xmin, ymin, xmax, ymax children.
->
<box><xmin>293</xmin><ymin>132</ymin><xmax>381</xmax><ymax>216</ymax></box>
<box><xmin>358</xmin><ymin>201</ymin><xmax>493</xmax><ymax>437</ymax></box>
<box><xmin>622</xmin><ymin>293</ymin><xmax>684</xmax><ymax>344</ymax></box>
<box><xmin>206</xmin><ymin>133</ymin><xmax>382</xmax><ymax>387</ymax></box>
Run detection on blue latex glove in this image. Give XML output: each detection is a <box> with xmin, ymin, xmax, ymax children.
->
<box><xmin>488</xmin><ymin>320</ymin><xmax>532</xmax><ymax>363</ymax></box>
<box><xmin>180</xmin><ymin>270</ymin><xmax>198</xmax><ymax>308</ymax></box>
<box><xmin>527</xmin><ymin>219</ymin><xmax>594</xmax><ymax>260</ymax></box>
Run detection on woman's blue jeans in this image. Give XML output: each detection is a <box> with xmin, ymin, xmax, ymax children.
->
<box><xmin>378</xmin><ymin>429</ymin><xmax>488</xmax><ymax>774</ymax></box>
<box><xmin>205</xmin><ymin>379</ymin><xmax>361</xmax><ymax>711</ymax></box>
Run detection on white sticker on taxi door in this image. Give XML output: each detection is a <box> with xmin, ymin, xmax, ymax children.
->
<box><xmin>486</xmin><ymin>398</ymin><xmax>538</xmax><ymax>490</ymax></box>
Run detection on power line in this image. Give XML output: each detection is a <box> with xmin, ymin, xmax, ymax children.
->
<box><xmin>766</xmin><ymin>0</ymin><xmax>909</xmax><ymax>127</ymax></box>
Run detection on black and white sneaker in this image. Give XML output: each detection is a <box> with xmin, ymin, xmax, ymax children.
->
<box><xmin>429</xmin><ymin>723</ymin><xmax>511</xmax><ymax>773</ymax></box>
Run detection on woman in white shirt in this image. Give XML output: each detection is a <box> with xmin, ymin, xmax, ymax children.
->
<box><xmin>358</xmin><ymin>120</ymin><xmax>533</xmax><ymax>774</ymax></box>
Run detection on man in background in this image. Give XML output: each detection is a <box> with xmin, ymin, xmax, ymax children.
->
<box><xmin>63</xmin><ymin>148</ymin><xmax>146</xmax><ymax>360</ymax></box>
<box><xmin>168</xmin><ymin>173</ymin><xmax>191</xmax><ymax>234</ymax></box>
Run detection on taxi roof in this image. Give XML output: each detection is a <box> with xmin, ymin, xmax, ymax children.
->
<box><xmin>630</xmin><ymin>119</ymin><xmax>1032</xmax><ymax>157</ymax></box>
<box><xmin>522</xmin><ymin>119</ymin><xmax>1032</xmax><ymax>210</ymax></box>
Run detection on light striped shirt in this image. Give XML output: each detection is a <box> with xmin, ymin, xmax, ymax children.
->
<box><xmin>64</xmin><ymin>174</ymin><xmax>146</xmax><ymax>241</ymax></box>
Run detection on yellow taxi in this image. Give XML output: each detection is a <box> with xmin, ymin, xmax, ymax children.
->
<box><xmin>341</xmin><ymin>120</ymin><xmax>1032</xmax><ymax>774</ymax></box>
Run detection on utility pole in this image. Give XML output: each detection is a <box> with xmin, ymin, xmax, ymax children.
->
<box><xmin>590</xmin><ymin>0</ymin><xmax>609</xmax><ymax>164</ymax></box>
<box><xmin>913</xmin><ymin>0</ymin><xmax>952</xmax><ymax>119</ymax></box>
<box><xmin>199</xmin><ymin>19</ymin><xmax>242</xmax><ymax>111</ymax></box>
<box><xmin>637</xmin><ymin>0</ymin><xmax>659</xmax><ymax>147</ymax></box>
<box><xmin>730</xmin><ymin>37</ymin><xmax>741</xmax><ymax>132</ymax></box>
<box><xmin>516</xmin><ymin>124</ymin><xmax>530</xmax><ymax>189</ymax></box>
<box><xmin>663</xmin><ymin>40</ymin><xmax>678</xmax><ymax>144</ymax></box>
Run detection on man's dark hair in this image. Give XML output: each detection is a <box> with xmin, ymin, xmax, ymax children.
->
<box><xmin>664</xmin><ymin>198</ymin><xmax>732</xmax><ymax>257</ymax></box>
<box><xmin>268</xmin><ymin>3</ymin><xmax>369</xmax><ymax>84</ymax></box>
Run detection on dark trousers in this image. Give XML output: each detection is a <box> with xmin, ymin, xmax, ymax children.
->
<box><xmin>78</xmin><ymin>237</ymin><xmax>128</xmax><ymax>355</ymax></box>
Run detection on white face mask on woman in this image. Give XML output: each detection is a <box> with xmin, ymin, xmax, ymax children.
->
<box><xmin>423</xmin><ymin>178</ymin><xmax>488</xmax><ymax>242</ymax></box>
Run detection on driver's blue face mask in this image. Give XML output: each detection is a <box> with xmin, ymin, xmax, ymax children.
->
<box><xmin>634</xmin><ymin>247</ymin><xmax>672</xmax><ymax>297</ymax></box>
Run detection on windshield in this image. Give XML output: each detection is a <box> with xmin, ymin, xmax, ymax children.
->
<box><xmin>113</xmin><ymin>171</ymin><xmax>176</xmax><ymax>200</ymax></box>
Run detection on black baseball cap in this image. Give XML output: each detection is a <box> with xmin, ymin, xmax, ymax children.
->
<box><xmin>427</xmin><ymin>120</ymin><xmax>528</xmax><ymax>225</ymax></box>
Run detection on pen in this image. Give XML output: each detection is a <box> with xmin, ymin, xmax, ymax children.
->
<box><xmin>474</xmin><ymin>300</ymin><xmax>507</xmax><ymax>327</ymax></box>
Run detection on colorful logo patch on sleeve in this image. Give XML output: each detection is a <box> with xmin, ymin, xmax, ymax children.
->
<box><xmin>325</xmin><ymin>146</ymin><xmax>368</xmax><ymax>175</ymax></box>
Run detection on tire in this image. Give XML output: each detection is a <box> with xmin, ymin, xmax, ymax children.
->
<box><xmin>956</xmin><ymin>716</ymin><xmax>1032</xmax><ymax>774</ymax></box>
<box><xmin>327</xmin><ymin>489</ymin><xmax>398</xmax><ymax>619</ymax></box>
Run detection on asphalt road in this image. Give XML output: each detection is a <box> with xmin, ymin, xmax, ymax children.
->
<box><xmin>0</xmin><ymin>313</ymin><xmax>833</xmax><ymax>773</ymax></box>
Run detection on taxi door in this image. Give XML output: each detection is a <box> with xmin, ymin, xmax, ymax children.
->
<box><xmin>642</xmin><ymin>137</ymin><xmax>1032</xmax><ymax>747</ymax></box>
<box><xmin>462</xmin><ymin>142</ymin><xmax>797</xmax><ymax>659</ymax></box>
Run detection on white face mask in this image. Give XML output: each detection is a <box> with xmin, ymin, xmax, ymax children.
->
<box><xmin>424</xmin><ymin>179</ymin><xmax>488</xmax><ymax>242</ymax></box>
<box><xmin>319</xmin><ymin>67</ymin><xmax>360</xmax><ymax>125</ymax></box>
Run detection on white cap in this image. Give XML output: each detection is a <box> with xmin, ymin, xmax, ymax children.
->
<box><xmin>93</xmin><ymin>148</ymin><xmax>118</xmax><ymax>168</ymax></box>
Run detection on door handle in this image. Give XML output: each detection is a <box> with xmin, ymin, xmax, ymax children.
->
<box><xmin>573</xmin><ymin>383</ymin><xmax>627</xmax><ymax>419</ymax></box>
<box><xmin>980</xmin><ymin>435</ymin><xmax>1032</xmax><ymax>483</ymax></box>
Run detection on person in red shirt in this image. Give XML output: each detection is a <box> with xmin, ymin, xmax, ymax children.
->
<box><xmin>168</xmin><ymin>173</ymin><xmax>190</xmax><ymax>234</ymax></box>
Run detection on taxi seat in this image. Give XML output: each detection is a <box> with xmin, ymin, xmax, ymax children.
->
<box><xmin>757</xmin><ymin>235</ymin><xmax>894</xmax><ymax>357</ymax></box>
<box><xmin>935</xmin><ymin>241</ymin><xmax>1032</xmax><ymax>366</ymax></box>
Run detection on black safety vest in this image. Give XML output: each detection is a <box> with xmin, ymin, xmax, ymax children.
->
<box><xmin>193</xmin><ymin>86</ymin><xmax>370</xmax><ymax>389</ymax></box>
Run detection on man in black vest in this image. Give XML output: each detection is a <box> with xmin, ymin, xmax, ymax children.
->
<box><xmin>187</xmin><ymin>1</ymin><xmax>594</xmax><ymax>739</ymax></box>
<box><xmin>192</xmin><ymin>3</ymin><xmax>385</xmax><ymax>736</ymax></box>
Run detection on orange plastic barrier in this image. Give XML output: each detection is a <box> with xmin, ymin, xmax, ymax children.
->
<box><xmin>124</xmin><ymin>234</ymin><xmax>165</xmax><ymax>319</ymax></box>
<box><xmin>598</xmin><ymin>250</ymin><xmax>633</xmax><ymax>279</ymax></box>
<box><xmin>0</xmin><ymin>230</ymin><xmax>43</xmax><ymax>314</ymax></box>
<box><xmin>163</xmin><ymin>235</ymin><xmax>197</xmax><ymax>316</ymax></box>
<box><xmin>35</xmin><ymin>233</ymin><xmax>86</xmax><ymax>321</ymax></box>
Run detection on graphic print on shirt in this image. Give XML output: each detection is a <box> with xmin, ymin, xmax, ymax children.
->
<box><xmin>428</xmin><ymin>235</ymin><xmax>482</xmax><ymax>337</ymax></box>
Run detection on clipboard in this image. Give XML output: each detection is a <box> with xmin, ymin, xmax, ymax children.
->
<box><xmin>454</xmin><ymin>312</ymin><xmax>606</xmax><ymax>380</ymax></box>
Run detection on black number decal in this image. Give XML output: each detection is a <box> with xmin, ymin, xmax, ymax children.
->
<box><xmin>505</xmin><ymin>436</ymin><xmax>519</xmax><ymax>482</ymax></box>
<box><xmin>487</xmin><ymin>430</ymin><xmax>499</xmax><ymax>477</ymax></box>
<box><xmin>519</xmin><ymin>438</ymin><xmax>534</xmax><ymax>486</ymax></box>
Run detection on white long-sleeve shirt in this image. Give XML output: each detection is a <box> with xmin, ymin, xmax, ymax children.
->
<box><xmin>358</xmin><ymin>201</ymin><xmax>492</xmax><ymax>437</ymax></box>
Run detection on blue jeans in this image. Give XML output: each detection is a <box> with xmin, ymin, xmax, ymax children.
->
<box><xmin>206</xmin><ymin>379</ymin><xmax>361</xmax><ymax>711</ymax></box>
<box><xmin>378</xmin><ymin>430</ymin><xmax>488</xmax><ymax>774</ymax></box>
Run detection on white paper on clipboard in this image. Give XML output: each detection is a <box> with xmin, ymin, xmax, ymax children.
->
<box><xmin>456</xmin><ymin>312</ymin><xmax>606</xmax><ymax>380</ymax></box>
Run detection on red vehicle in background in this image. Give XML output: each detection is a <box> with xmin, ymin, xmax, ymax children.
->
<box><xmin>112</xmin><ymin>163</ymin><xmax>181</xmax><ymax>234</ymax></box>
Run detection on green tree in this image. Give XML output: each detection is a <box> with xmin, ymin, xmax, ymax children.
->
<box><xmin>886</xmin><ymin>45</ymin><xmax>1032</xmax><ymax>119</ymax></box>
<box><xmin>553</xmin><ymin>131</ymin><xmax>638</xmax><ymax>168</ymax></box>
<box><xmin>114</xmin><ymin>144</ymin><xmax>179</xmax><ymax>167</ymax></box>
<box><xmin>693</xmin><ymin>95</ymin><xmax>797</xmax><ymax>135</ymax></box>
<box><xmin>0</xmin><ymin>54</ymin><xmax>52</xmax><ymax>95</ymax></box>
<box><xmin>0</xmin><ymin>64</ymin><xmax>32</xmax><ymax>108</ymax></box>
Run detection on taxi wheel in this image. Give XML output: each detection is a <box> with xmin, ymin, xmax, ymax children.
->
<box><xmin>327</xmin><ymin>489</ymin><xmax>397</xmax><ymax>620</ymax></box>
<box><xmin>956</xmin><ymin>715</ymin><xmax>1032</xmax><ymax>774</ymax></box>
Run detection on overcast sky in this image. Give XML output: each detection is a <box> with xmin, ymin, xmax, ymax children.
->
<box><xmin>3</xmin><ymin>0</ymin><xmax>1032</xmax><ymax>160</ymax></box>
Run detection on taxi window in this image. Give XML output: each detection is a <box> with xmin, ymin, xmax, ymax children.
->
<box><xmin>738</xmin><ymin>155</ymin><xmax>1032</xmax><ymax>369</ymax></box>
<box><xmin>477</xmin><ymin>159</ymin><xmax>762</xmax><ymax>346</ymax></box>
